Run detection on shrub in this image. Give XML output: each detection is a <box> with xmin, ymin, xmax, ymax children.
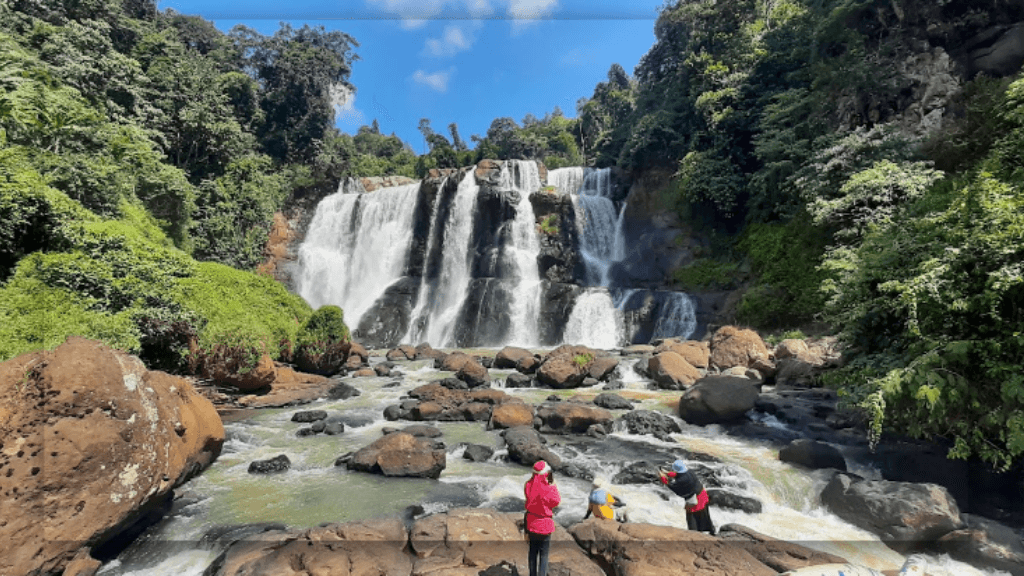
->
<box><xmin>294</xmin><ymin>305</ymin><xmax>351</xmax><ymax>376</ymax></box>
<box><xmin>671</xmin><ymin>258</ymin><xmax>741</xmax><ymax>291</ymax></box>
<box><xmin>572</xmin><ymin>353</ymin><xmax>594</xmax><ymax>367</ymax></box>
<box><xmin>537</xmin><ymin>213</ymin><xmax>559</xmax><ymax>236</ymax></box>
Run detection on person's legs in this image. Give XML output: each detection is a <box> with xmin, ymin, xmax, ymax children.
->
<box><xmin>528</xmin><ymin>532</ymin><xmax>541</xmax><ymax>576</ymax></box>
<box><xmin>686</xmin><ymin>510</ymin><xmax>698</xmax><ymax>531</ymax></box>
<box><xmin>537</xmin><ymin>533</ymin><xmax>551</xmax><ymax>576</ymax></box>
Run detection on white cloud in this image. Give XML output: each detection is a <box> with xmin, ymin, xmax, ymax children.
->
<box><xmin>424</xmin><ymin>24</ymin><xmax>477</xmax><ymax>57</ymax></box>
<box><xmin>330</xmin><ymin>84</ymin><xmax>365</xmax><ymax>124</ymax></box>
<box><xmin>412</xmin><ymin>69</ymin><xmax>454</xmax><ymax>93</ymax></box>
<box><xmin>368</xmin><ymin>0</ymin><xmax>493</xmax><ymax>26</ymax></box>
<box><xmin>509</xmin><ymin>0</ymin><xmax>559</xmax><ymax>32</ymax></box>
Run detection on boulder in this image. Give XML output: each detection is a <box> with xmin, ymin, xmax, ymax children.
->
<box><xmin>290</xmin><ymin>410</ymin><xmax>328</xmax><ymax>423</ymax></box>
<box><xmin>248</xmin><ymin>455</ymin><xmax>290</xmax><ymax>474</ymax></box>
<box><xmin>647</xmin><ymin>351</ymin><xmax>702</xmax><ymax>389</ymax></box>
<box><xmin>494</xmin><ymin>346</ymin><xmax>533</xmax><ymax>369</ymax></box>
<box><xmin>587</xmin><ymin>356</ymin><xmax>619</xmax><ymax>381</ymax></box>
<box><xmin>774</xmin><ymin>339</ymin><xmax>809</xmax><ymax>360</ymax></box>
<box><xmin>208</xmin><ymin>517</ymin><xmax>412</xmax><ymax>576</ymax></box>
<box><xmin>414</xmin><ymin>343</ymin><xmax>443</xmax><ymax>360</ymax></box>
<box><xmin>612</xmin><ymin>461</ymin><xmax>662</xmax><ymax>485</ymax></box>
<box><xmin>295</xmin><ymin>342</ymin><xmax>351</xmax><ymax>377</ymax></box>
<box><xmin>706</xmin><ymin>489</ymin><xmax>763</xmax><ymax>514</ymax></box>
<box><xmin>347</xmin><ymin>432</ymin><xmax>446</xmax><ymax>479</ymax></box>
<box><xmin>678</xmin><ymin>375</ymin><xmax>759</xmax><ymax>425</ymax></box>
<box><xmin>593</xmin><ymin>393</ymin><xmax>633</xmax><ymax>411</ymax></box>
<box><xmin>617</xmin><ymin>410</ymin><xmax>682</xmax><ymax>440</ymax></box>
<box><xmin>386</xmin><ymin>345</ymin><xmax>417</xmax><ymax>361</ymax></box>
<box><xmin>208</xmin><ymin>353</ymin><xmax>277</xmax><ymax>391</ymax></box>
<box><xmin>505</xmin><ymin>373</ymin><xmax>533</xmax><ymax>388</ymax></box>
<box><xmin>535</xmin><ymin>402</ymin><xmax>613</xmax><ymax>435</ymax></box>
<box><xmin>326</xmin><ymin>381</ymin><xmax>361</xmax><ymax>400</ymax></box>
<box><xmin>775</xmin><ymin>356</ymin><xmax>827</xmax><ymax>388</ymax></box>
<box><xmin>536</xmin><ymin>354</ymin><xmax>588</xmax><ymax>388</ymax></box>
<box><xmin>374</xmin><ymin>363</ymin><xmax>393</xmax><ymax>377</ymax></box>
<box><xmin>820</xmin><ymin>473</ymin><xmax>964</xmax><ymax>552</ymax></box>
<box><xmin>709</xmin><ymin>326</ymin><xmax>769</xmax><ymax>370</ymax></box>
<box><xmin>388</xmin><ymin>425</ymin><xmax>442</xmax><ymax>438</ymax></box>
<box><xmin>456</xmin><ymin>358</ymin><xmax>490</xmax><ymax>387</ymax></box>
<box><xmin>569</xmin><ymin>520</ymin><xmax>777</xmax><ymax>576</ymax></box>
<box><xmin>0</xmin><ymin>338</ymin><xmax>224</xmax><ymax>576</ymax></box>
<box><xmin>235</xmin><ymin>364</ymin><xmax>334</xmax><ymax>409</ymax></box>
<box><xmin>502</xmin><ymin>426</ymin><xmax>561</xmax><ymax>468</ymax></box>
<box><xmin>656</xmin><ymin>340</ymin><xmax>710</xmax><ymax>369</ymax></box>
<box><xmin>516</xmin><ymin>355</ymin><xmax>540</xmax><ymax>374</ymax></box>
<box><xmin>488</xmin><ymin>403</ymin><xmax>536</xmax><ymax>430</ymax></box>
<box><xmin>622</xmin><ymin>344</ymin><xmax>655</xmax><ymax>355</ymax></box>
<box><xmin>463</xmin><ymin>444</ymin><xmax>495</xmax><ymax>462</ymax></box>
<box><xmin>779</xmin><ymin>439</ymin><xmax>848</xmax><ymax>471</ymax></box>
<box><xmin>348</xmin><ymin>342</ymin><xmax>369</xmax><ymax>363</ymax></box>
<box><xmin>717</xmin><ymin>524</ymin><xmax>847</xmax><ymax>573</ymax></box>
<box><xmin>936</xmin><ymin>513</ymin><xmax>1024</xmax><ymax>575</ymax></box>
<box><xmin>410</xmin><ymin>508</ymin><xmax>603</xmax><ymax>576</ymax></box>
<box><xmin>438</xmin><ymin>352</ymin><xmax>473</xmax><ymax>372</ymax></box>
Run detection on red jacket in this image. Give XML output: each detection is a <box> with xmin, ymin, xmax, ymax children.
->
<box><xmin>524</xmin><ymin>474</ymin><xmax>561</xmax><ymax>535</ymax></box>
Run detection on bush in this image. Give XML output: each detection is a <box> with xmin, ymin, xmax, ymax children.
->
<box><xmin>671</xmin><ymin>258</ymin><xmax>741</xmax><ymax>291</ymax></box>
<box><xmin>294</xmin><ymin>305</ymin><xmax>350</xmax><ymax>376</ymax></box>
<box><xmin>537</xmin><ymin>214</ymin><xmax>559</xmax><ymax>236</ymax></box>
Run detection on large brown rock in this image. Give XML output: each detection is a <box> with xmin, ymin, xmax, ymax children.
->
<box><xmin>570</xmin><ymin>519</ymin><xmax>778</xmax><ymax>576</ymax></box>
<box><xmin>494</xmin><ymin>346</ymin><xmax>533</xmax><ymax>369</ymax></box>
<box><xmin>774</xmin><ymin>339</ymin><xmax>809</xmax><ymax>360</ymax></box>
<box><xmin>717</xmin><ymin>524</ymin><xmax>848</xmax><ymax>572</ymax></box>
<box><xmin>209</xmin><ymin>518</ymin><xmax>412</xmax><ymax>576</ymax></box>
<box><xmin>456</xmin><ymin>358</ymin><xmax>489</xmax><ymax>387</ymax></box>
<box><xmin>411</xmin><ymin>508</ymin><xmax>603</xmax><ymax>576</ymax></box>
<box><xmin>678</xmin><ymin>375</ymin><xmax>760</xmax><ymax>425</ymax></box>
<box><xmin>488</xmin><ymin>403</ymin><xmax>535</xmax><ymax>430</ymax></box>
<box><xmin>439</xmin><ymin>351</ymin><xmax>474</xmax><ymax>372</ymax></box>
<box><xmin>535</xmin><ymin>402</ymin><xmax>613</xmax><ymax>434</ymax></box>
<box><xmin>237</xmin><ymin>364</ymin><xmax>332</xmax><ymax>409</ymax></box>
<box><xmin>502</xmin><ymin>426</ymin><xmax>561</xmax><ymax>468</ymax></box>
<box><xmin>587</xmin><ymin>356</ymin><xmax>619</xmax><ymax>381</ymax></box>
<box><xmin>656</xmin><ymin>339</ymin><xmax>710</xmax><ymax>369</ymax></box>
<box><xmin>536</xmin><ymin>354</ymin><xmax>588</xmax><ymax>388</ymax></box>
<box><xmin>347</xmin><ymin>432</ymin><xmax>446</xmax><ymax>478</ymax></box>
<box><xmin>207</xmin><ymin>352</ymin><xmax>276</xmax><ymax>391</ymax></box>
<box><xmin>647</xmin><ymin>351</ymin><xmax>702</xmax><ymax>389</ymax></box>
<box><xmin>820</xmin><ymin>472</ymin><xmax>964</xmax><ymax>553</ymax></box>
<box><xmin>0</xmin><ymin>338</ymin><xmax>224</xmax><ymax>576</ymax></box>
<box><xmin>709</xmin><ymin>326</ymin><xmax>769</xmax><ymax>370</ymax></box>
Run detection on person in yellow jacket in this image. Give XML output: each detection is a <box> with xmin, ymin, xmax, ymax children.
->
<box><xmin>583</xmin><ymin>478</ymin><xmax>629</xmax><ymax>522</ymax></box>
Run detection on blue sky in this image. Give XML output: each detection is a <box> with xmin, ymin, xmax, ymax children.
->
<box><xmin>156</xmin><ymin>0</ymin><xmax>665</xmax><ymax>153</ymax></box>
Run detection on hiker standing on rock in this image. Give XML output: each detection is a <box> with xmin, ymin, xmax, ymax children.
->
<box><xmin>583</xmin><ymin>477</ymin><xmax>629</xmax><ymax>522</ymax></box>
<box><xmin>659</xmin><ymin>459</ymin><xmax>715</xmax><ymax>535</ymax></box>
<box><xmin>524</xmin><ymin>460</ymin><xmax>560</xmax><ymax>576</ymax></box>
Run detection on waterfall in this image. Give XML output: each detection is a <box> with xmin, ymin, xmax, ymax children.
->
<box><xmin>547</xmin><ymin>166</ymin><xmax>584</xmax><ymax>196</ymax></box>
<box><xmin>502</xmin><ymin>160</ymin><xmax>543</xmax><ymax>347</ymax></box>
<box><xmin>650</xmin><ymin>291</ymin><xmax>697</xmax><ymax>341</ymax></box>
<box><xmin>296</xmin><ymin>182</ymin><xmax>420</xmax><ymax>328</ymax></box>
<box><xmin>562</xmin><ymin>288</ymin><xmax>625</xmax><ymax>349</ymax></box>
<box><xmin>573</xmin><ymin>168</ymin><xmax>626</xmax><ymax>286</ymax></box>
<box><xmin>405</xmin><ymin>171</ymin><xmax>479</xmax><ymax>347</ymax></box>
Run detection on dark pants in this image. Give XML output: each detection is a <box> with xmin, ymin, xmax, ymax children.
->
<box><xmin>686</xmin><ymin>507</ymin><xmax>715</xmax><ymax>534</ymax></box>
<box><xmin>528</xmin><ymin>531</ymin><xmax>551</xmax><ymax>576</ymax></box>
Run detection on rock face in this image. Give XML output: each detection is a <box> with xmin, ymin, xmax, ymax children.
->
<box><xmin>346</xmin><ymin>432</ymin><xmax>446</xmax><ymax>479</ymax></box>
<box><xmin>820</xmin><ymin>473</ymin><xmax>965</xmax><ymax>552</ymax></box>
<box><xmin>0</xmin><ymin>338</ymin><xmax>224</xmax><ymax>576</ymax></box>
<box><xmin>678</xmin><ymin>375</ymin><xmax>759</xmax><ymax>425</ymax></box>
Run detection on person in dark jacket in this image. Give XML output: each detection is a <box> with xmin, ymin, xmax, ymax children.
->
<box><xmin>658</xmin><ymin>459</ymin><xmax>715</xmax><ymax>534</ymax></box>
<box><xmin>524</xmin><ymin>460</ymin><xmax>561</xmax><ymax>576</ymax></box>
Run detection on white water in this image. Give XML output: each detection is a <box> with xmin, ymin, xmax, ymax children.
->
<box><xmin>502</xmin><ymin>161</ymin><xmax>543</xmax><ymax>347</ymax></box>
<box><xmin>296</xmin><ymin>182</ymin><xmax>421</xmax><ymax>328</ymax></box>
<box><xmin>406</xmin><ymin>171</ymin><xmax>480</xmax><ymax>347</ymax></box>
<box><xmin>649</xmin><ymin>291</ymin><xmax>698</xmax><ymax>341</ymax></box>
<box><xmin>573</xmin><ymin>168</ymin><xmax>625</xmax><ymax>287</ymax></box>
<box><xmin>548</xmin><ymin>166</ymin><xmax>585</xmax><ymax>196</ymax></box>
<box><xmin>562</xmin><ymin>289</ymin><xmax>625</xmax><ymax>349</ymax></box>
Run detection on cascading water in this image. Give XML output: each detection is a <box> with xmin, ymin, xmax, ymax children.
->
<box><xmin>296</xmin><ymin>182</ymin><xmax>420</xmax><ymax>328</ymax></box>
<box><xmin>405</xmin><ymin>171</ymin><xmax>479</xmax><ymax>347</ymax></box>
<box><xmin>501</xmin><ymin>160</ymin><xmax>543</xmax><ymax>347</ymax></box>
<box><xmin>573</xmin><ymin>168</ymin><xmax>624</xmax><ymax>287</ymax></box>
<box><xmin>547</xmin><ymin>166</ymin><xmax>584</xmax><ymax>196</ymax></box>
<box><xmin>562</xmin><ymin>289</ymin><xmax>624</xmax><ymax>349</ymax></box>
<box><xmin>95</xmin><ymin>360</ymin><xmax>1003</xmax><ymax>576</ymax></box>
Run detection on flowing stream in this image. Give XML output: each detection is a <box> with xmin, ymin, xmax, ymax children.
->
<box><xmin>96</xmin><ymin>358</ymin><xmax>1006</xmax><ymax>576</ymax></box>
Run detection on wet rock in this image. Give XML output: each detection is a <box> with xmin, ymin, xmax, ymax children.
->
<box><xmin>547</xmin><ymin>394</ymin><xmax>562</xmax><ymax>402</ymax></box>
<box><xmin>505</xmin><ymin>373</ymin><xmax>533</xmax><ymax>388</ymax></box>
<box><xmin>717</xmin><ymin>524</ymin><xmax>847</xmax><ymax>572</ymax></box>
<box><xmin>622</xmin><ymin>344</ymin><xmax>655</xmax><ymax>355</ymax></box>
<box><xmin>655</xmin><ymin>339</ymin><xmax>710</xmax><ymax>369</ymax></box>
<box><xmin>581</xmin><ymin>377</ymin><xmax>599</xmax><ymax>387</ymax></box>
<box><xmin>248</xmin><ymin>455</ymin><xmax>291</xmax><ymax>474</ymax></box>
<box><xmin>612</xmin><ymin>461</ymin><xmax>663</xmax><ymax>485</ymax></box>
<box><xmin>296</xmin><ymin>427</ymin><xmax>317</xmax><ymax>437</ymax></box>
<box><xmin>517</xmin><ymin>355</ymin><xmax>540</xmax><ymax>374</ymax></box>
<box><xmin>820</xmin><ymin>472</ymin><xmax>964</xmax><ymax>553</ymax></box>
<box><xmin>706</xmin><ymin>489</ymin><xmax>763</xmax><ymax>514</ymax></box>
<box><xmin>779</xmin><ymin>439</ymin><xmax>847</xmax><ymax>471</ymax></box>
<box><xmin>502</xmin><ymin>426</ymin><xmax>561</xmax><ymax>468</ymax></box>
<box><xmin>374</xmin><ymin>363</ymin><xmax>393</xmax><ymax>377</ymax></box>
<box><xmin>495</xmin><ymin>346</ymin><xmax>533</xmax><ymax>369</ymax></box>
<box><xmin>414</xmin><ymin>343</ymin><xmax>443</xmax><ymax>360</ymax></box>
<box><xmin>327</xmin><ymin>381</ymin><xmax>361</xmax><ymax>400</ymax></box>
<box><xmin>390</xmin><ymin>425</ymin><xmax>442</xmax><ymax>438</ymax></box>
<box><xmin>488</xmin><ymin>403</ymin><xmax>536</xmax><ymax>430</ymax></box>
<box><xmin>593</xmin><ymin>393</ymin><xmax>633</xmax><ymax>410</ymax></box>
<box><xmin>347</xmin><ymin>432</ymin><xmax>446</xmax><ymax>479</ymax></box>
<box><xmin>603</xmin><ymin>379</ymin><xmax>625</xmax><ymax>390</ymax></box>
<box><xmin>383</xmin><ymin>405</ymin><xmax>402</xmax><ymax>421</ymax></box>
<box><xmin>587</xmin><ymin>356</ymin><xmax>619</xmax><ymax>381</ymax></box>
<box><xmin>200</xmin><ymin>523</ymin><xmax>289</xmax><ymax>547</ymax></box>
<box><xmin>463</xmin><ymin>444</ymin><xmax>495</xmax><ymax>462</ymax></box>
<box><xmin>291</xmin><ymin>410</ymin><xmax>328</xmax><ymax>423</ymax></box>
<box><xmin>617</xmin><ymin>410</ymin><xmax>682</xmax><ymax>440</ymax></box>
<box><xmin>536</xmin><ymin>402</ymin><xmax>613</xmax><ymax>435</ymax></box>
<box><xmin>936</xmin><ymin>513</ymin><xmax>1024</xmax><ymax>574</ymax></box>
<box><xmin>311</xmin><ymin>421</ymin><xmax>326</xmax><ymax>433</ymax></box>
<box><xmin>437</xmin><ymin>351</ymin><xmax>473</xmax><ymax>372</ymax></box>
<box><xmin>456</xmin><ymin>357</ymin><xmax>490</xmax><ymax>387</ymax></box>
<box><xmin>323</xmin><ymin>422</ymin><xmax>345</xmax><ymax>435</ymax></box>
<box><xmin>334</xmin><ymin>414</ymin><xmax>374</xmax><ymax>428</ymax></box>
<box><xmin>386</xmin><ymin>345</ymin><xmax>416</xmax><ymax>361</ymax></box>
<box><xmin>678</xmin><ymin>375</ymin><xmax>759</xmax><ymax>425</ymax></box>
<box><xmin>709</xmin><ymin>325</ymin><xmax>769</xmax><ymax>371</ymax></box>
<box><xmin>439</xmin><ymin>376</ymin><xmax>469</xmax><ymax>390</ymax></box>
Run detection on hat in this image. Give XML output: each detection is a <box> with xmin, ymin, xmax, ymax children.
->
<box><xmin>671</xmin><ymin>460</ymin><xmax>688</xmax><ymax>473</ymax></box>
<box><xmin>533</xmin><ymin>460</ymin><xmax>551</xmax><ymax>475</ymax></box>
<box><xmin>592</xmin><ymin>477</ymin><xmax>607</xmax><ymax>490</ymax></box>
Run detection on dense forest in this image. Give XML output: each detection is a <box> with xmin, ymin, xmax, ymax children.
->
<box><xmin>1</xmin><ymin>0</ymin><xmax>1022</xmax><ymax>469</ymax></box>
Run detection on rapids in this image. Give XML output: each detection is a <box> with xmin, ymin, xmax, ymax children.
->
<box><xmin>96</xmin><ymin>356</ymin><xmax>1008</xmax><ymax>576</ymax></box>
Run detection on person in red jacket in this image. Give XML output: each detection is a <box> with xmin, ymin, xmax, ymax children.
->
<box><xmin>524</xmin><ymin>460</ymin><xmax>561</xmax><ymax>576</ymax></box>
<box><xmin>658</xmin><ymin>459</ymin><xmax>715</xmax><ymax>534</ymax></box>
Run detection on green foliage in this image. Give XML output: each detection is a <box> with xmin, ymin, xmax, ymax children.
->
<box><xmin>297</xmin><ymin>305</ymin><xmax>350</xmax><ymax>348</ymax></box>
<box><xmin>671</xmin><ymin>258</ymin><xmax>741</xmax><ymax>291</ymax></box>
<box><xmin>673</xmin><ymin>149</ymin><xmax>747</xmax><ymax>218</ymax></box>
<box><xmin>736</xmin><ymin>215</ymin><xmax>830</xmax><ymax>328</ymax></box>
<box><xmin>762</xmin><ymin>329</ymin><xmax>807</xmax><ymax>346</ymax></box>
<box><xmin>537</xmin><ymin>214</ymin><xmax>559</xmax><ymax>236</ymax></box>
<box><xmin>572</xmin><ymin>353</ymin><xmax>594</xmax><ymax>367</ymax></box>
